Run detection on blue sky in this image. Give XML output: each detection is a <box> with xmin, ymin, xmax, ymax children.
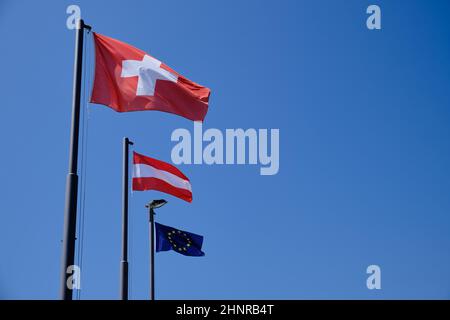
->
<box><xmin>1</xmin><ymin>0</ymin><xmax>450</xmax><ymax>299</ymax></box>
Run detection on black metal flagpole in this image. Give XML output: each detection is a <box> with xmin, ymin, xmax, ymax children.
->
<box><xmin>121</xmin><ymin>137</ymin><xmax>133</xmax><ymax>300</ymax></box>
<box><xmin>148</xmin><ymin>206</ymin><xmax>155</xmax><ymax>301</ymax></box>
<box><xmin>146</xmin><ymin>200</ymin><xmax>167</xmax><ymax>300</ymax></box>
<box><xmin>60</xmin><ymin>18</ymin><xmax>91</xmax><ymax>300</ymax></box>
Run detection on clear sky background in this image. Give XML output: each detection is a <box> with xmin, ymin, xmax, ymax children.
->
<box><xmin>1</xmin><ymin>0</ymin><xmax>450</xmax><ymax>299</ymax></box>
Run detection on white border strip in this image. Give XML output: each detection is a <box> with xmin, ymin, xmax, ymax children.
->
<box><xmin>133</xmin><ymin>163</ymin><xmax>192</xmax><ymax>192</ymax></box>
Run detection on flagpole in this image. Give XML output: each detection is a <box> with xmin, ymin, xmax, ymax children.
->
<box><xmin>145</xmin><ymin>200</ymin><xmax>167</xmax><ymax>300</ymax></box>
<box><xmin>148</xmin><ymin>206</ymin><xmax>155</xmax><ymax>301</ymax></box>
<box><xmin>121</xmin><ymin>137</ymin><xmax>133</xmax><ymax>300</ymax></box>
<box><xmin>60</xmin><ymin>18</ymin><xmax>91</xmax><ymax>300</ymax></box>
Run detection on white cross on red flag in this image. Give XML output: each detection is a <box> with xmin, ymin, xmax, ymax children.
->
<box><xmin>90</xmin><ymin>33</ymin><xmax>211</xmax><ymax>121</ymax></box>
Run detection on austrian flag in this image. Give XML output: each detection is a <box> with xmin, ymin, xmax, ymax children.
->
<box><xmin>90</xmin><ymin>33</ymin><xmax>211</xmax><ymax>121</ymax></box>
<box><xmin>132</xmin><ymin>152</ymin><xmax>192</xmax><ymax>203</ymax></box>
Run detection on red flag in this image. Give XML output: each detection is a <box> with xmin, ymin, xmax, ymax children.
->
<box><xmin>90</xmin><ymin>33</ymin><xmax>210</xmax><ymax>121</ymax></box>
<box><xmin>132</xmin><ymin>152</ymin><xmax>192</xmax><ymax>203</ymax></box>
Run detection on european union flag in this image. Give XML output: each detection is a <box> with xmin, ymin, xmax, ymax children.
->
<box><xmin>155</xmin><ymin>222</ymin><xmax>205</xmax><ymax>257</ymax></box>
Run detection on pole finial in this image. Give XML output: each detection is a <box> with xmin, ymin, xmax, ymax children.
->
<box><xmin>124</xmin><ymin>137</ymin><xmax>134</xmax><ymax>146</ymax></box>
<box><xmin>77</xmin><ymin>19</ymin><xmax>92</xmax><ymax>31</ymax></box>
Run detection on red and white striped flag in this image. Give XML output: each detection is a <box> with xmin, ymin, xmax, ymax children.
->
<box><xmin>132</xmin><ymin>152</ymin><xmax>192</xmax><ymax>202</ymax></box>
<box><xmin>90</xmin><ymin>33</ymin><xmax>210</xmax><ymax>122</ymax></box>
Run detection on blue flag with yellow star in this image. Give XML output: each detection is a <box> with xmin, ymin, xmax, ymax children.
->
<box><xmin>155</xmin><ymin>222</ymin><xmax>205</xmax><ymax>257</ymax></box>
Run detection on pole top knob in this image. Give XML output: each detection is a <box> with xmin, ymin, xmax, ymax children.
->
<box><xmin>77</xmin><ymin>19</ymin><xmax>92</xmax><ymax>31</ymax></box>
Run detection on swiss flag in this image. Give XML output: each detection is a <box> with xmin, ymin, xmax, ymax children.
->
<box><xmin>90</xmin><ymin>33</ymin><xmax>210</xmax><ymax>121</ymax></box>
